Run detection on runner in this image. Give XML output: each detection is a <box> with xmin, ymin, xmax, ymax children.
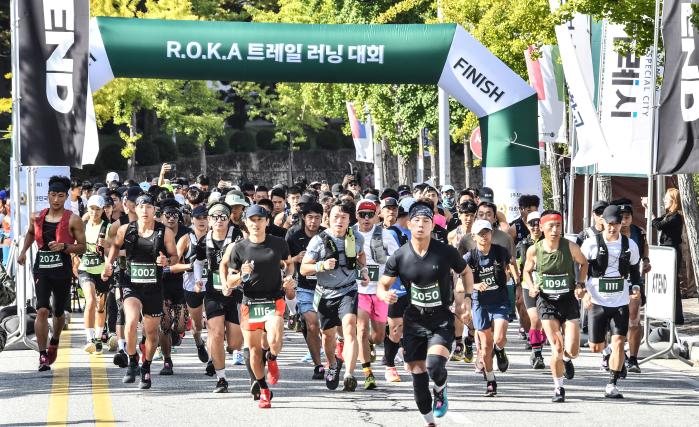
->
<box><xmin>224</xmin><ymin>204</ymin><xmax>296</xmax><ymax>408</ymax></box>
<box><xmin>353</xmin><ymin>199</ymin><xmax>400</xmax><ymax>389</ymax></box>
<box><xmin>18</xmin><ymin>176</ymin><xmax>87</xmax><ymax>371</ymax></box>
<box><xmin>377</xmin><ymin>200</ymin><xmax>469</xmax><ymax>426</ymax></box>
<box><xmin>581</xmin><ymin>205</ymin><xmax>641</xmax><ymax>398</ymax></box>
<box><xmin>77</xmin><ymin>195</ymin><xmax>112</xmax><ymax>355</ymax></box>
<box><xmin>523</xmin><ymin>210</ymin><xmax>588</xmax><ymax>402</ymax></box>
<box><xmin>516</xmin><ymin>211</ymin><xmax>546</xmax><ymax>369</ymax></box>
<box><xmin>286</xmin><ymin>202</ymin><xmax>326</xmax><ymax>379</ymax></box>
<box><xmin>194</xmin><ymin>202</ymin><xmax>244</xmax><ymax>392</ymax></box>
<box><xmin>463</xmin><ymin>219</ymin><xmax>514</xmax><ymax>396</ymax></box>
<box><xmin>576</xmin><ymin>200</ymin><xmax>608</xmax><ymax>245</ymax></box>
<box><xmin>300</xmin><ymin>201</ymin><xmax>369</xmax><ymax>392</ymax></box>
<box><xmin>102</xmin><ymin>193</ymin><xmax>179</xmax><ymax>389</ymax></box>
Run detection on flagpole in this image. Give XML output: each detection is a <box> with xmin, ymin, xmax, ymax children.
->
<box><xmin>366</xmin><ymin>105</ymin><xmax>382</xmax><ymax>190</ymax></box>
<box><xmin>437</xmin><ymin>1</ymin><xmax>450</xmax><ymax>187</ymax></box>
<box><xmin>646</xmin><ymin>0</ymin><xmax>661</xmax><ymax>243</ymax></box>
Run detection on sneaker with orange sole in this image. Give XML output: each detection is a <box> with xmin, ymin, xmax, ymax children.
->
<box><xmin>384</xmin><ymin>367</ymin><xmax>401</xmax><ymax>382</ymax></box>
<box><xmin>258</xmin><ymin>389</ymin><xmax>272</xmax><ymax>408</ymax></box>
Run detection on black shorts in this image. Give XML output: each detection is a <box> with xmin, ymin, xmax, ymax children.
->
<box><xmin>388</xmin><ymin>294</ymin><xmax>410</xmax><ymax>319</ymax></box>
<box><xmin>536</xmin><ymin>294</ymin><xmax>580</xmax><ymax>323</ymax></box>
<box><xmin>78</xmin><ymin>272</ymin><xmax>111</xmax><ymax>294</ymax></box>
<box><xmin>588</xmin><ymin>303</ymin><xmax>629</xmax><ymax>344</ymax></box>
<box><xmin>34</xmin><ymin>275</ymin><xmax>71</xmax><ymax>317</ymax></box>
<box><xmin>318</xmin><ymin>290</ymin><xmax>358</xmax><ymax>331</ymax></box>
<box><xmin>205</xmin><ymin>296</ymin><xmax>240</xmax><ymax>325</ymax></box>
<box><xmin>402</xmin><ymin>307</ymin><xmax>454</xmax><ymax>363</ymax></box>
<box><xmin>162</xmin><ymin>279</ymin><xmax>185</xmax><ymax>305</ymax></box>
<box><xmin>122</xmin><ymin>285</ymin><xmax>163</xmax><ymax>317</ymax></box>
<box><xmin>184</xmin><ymin>290</ymin><xmax>205</xmax><ymax>309</ymax></box>
<box><xmin>522</xmin><ymin>287</ymin><xmax>537</xmax><ymax>310</ymax></box>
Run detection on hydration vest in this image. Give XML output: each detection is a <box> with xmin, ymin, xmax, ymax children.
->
<box><xmin>321</xmin><ymin>229</ymin><xmax>357</xmax><ymax>270</ymax></box>
<box><xmin>353</xmin><ymin>225</ymin><xmax>388</xmax><ymax>264</ymax></box>
<box><xmin>588</xmin><ymin>234</ymin><xmax>631</xmax><ymax>279</ymax></box>
<box><xmin>206</xmin><ymin>226</ymin><xmax>241</xmax><ymax>269</ymax></box>
<box><xmin>34</xmin><ymin>209</ymin><xmax>73</xmax><ymax>248</ymax></box>
<box><xmin>123</xmin><ymin>221</ymin><xmax>166</xmax><ymax>259</ymax></box>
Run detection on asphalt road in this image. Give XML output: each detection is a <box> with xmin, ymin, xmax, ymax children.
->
<box><xmin>2</xmin><ymin>314</ymin><xmax>699</xmax><ymax>427</ymax></box>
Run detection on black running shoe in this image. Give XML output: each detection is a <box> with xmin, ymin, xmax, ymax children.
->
<box><xmin>139</xmin><ymin>368</ymin><xmax>152</xmax><ymax>389</ymax></box>
<box><xmin>494</xmin><ymin>347</ymin><xmax>509</xmax><ymax>373</ymax></box>
<box><xmin>563</xmin><ymin>359</ymin><xmax>575</xmax><ymax>380</ymax></box>
<box><xmin>518</xmin><ymin>328</ymin><xmax>528</xmax><ymax>341</ymax></box>
<box><xmin>113</xmin><ymin>349</ymin><xmax>128</xmax><ymax>368</ymax></box>
<box><xmin>250</xmin><ymin>380</ymin><xmax>261</xmax><ymax>400</ymax></box>
<box><xmin>205</xmin><ymin>360</ymin><xmax>215</xmax><ymax>377</ymax></box>
<box><xmin>601</xmin><ymin>353</ymin><xmax>610</xmax><ymax>371</ymax></box>
<box><xmin>123</xmin><ymin>364</ymin><xmax>139</xmax><ymax>384</ymax></box>
<box><xmin>171</xmin><ymin>330</ymin><xmax>182</xmax><ymax>347</ymax></box>
<box><xmin>627</xmin><ymin>357</ymin><xmax>641</xmax><ymax>374</ymax></box>
<box><xmin>620</xmin><ymin>362</ymin><xmax>627</xmax><ymax>379</ymax></box>
<box><xmin>312</xmin><ymin>365</ymin><xmax>325</xmax><ymax>380</ymax></box>
<box><xmin>552</xmin><ymin>387</ymin><xmax>565</xmax><ymax>403</ymax></box>
<box><xmin>197</xmin><ymin>343</ymin><xmax>209</xmax><ymax>363</ymax></box>
<box><xmin>159</xmin><ymin>361</ymin><xmax>174</xmax><ymax>376</ymax></box>
<box><xmin>325</xmin><ymin>359</ymin><xmax>343</xmax><ymax>390</ymax></box>
<box><xmin>485</xmin><ymin>380</ymin><xmax>497</xmax><ymax>397</ymax></box>
<box><xmin>101</xmin><ymin>328</ymin><xmax>109</xmax><ymax>344</ymax></box>
<box><xmin>94</xmin><ymin>340</ymin><xmax>103</xmax><ymax>355</ymax></box>
<box><xmin>213</xmin><ymin>378</ymin><xmax>228</xmax><ymax>393</ymax></box>
<box><xmin>533</xmin><ymin>354</ymin><xmax>545</xmax><ymax>370</ymax></box>
<box><xmin>464</xmin><ymin>343</ymin><xmax>474</xmax><ymax>363</ymax></box>
<box><xmin>343</xmin><ymin>375</ymin><xmax>358</xmax><ymax>392</ymax></box>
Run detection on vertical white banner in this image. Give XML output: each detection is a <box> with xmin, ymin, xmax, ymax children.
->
<box><xmin>597</xmin><ymin>23</ymin><xmax>653</xmax><ymax>176</ymax></box>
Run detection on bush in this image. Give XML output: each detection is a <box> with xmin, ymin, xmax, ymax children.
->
<box><xmin>176</xmin><ymin>136</ymin><xmax>199</xmax><ymax>158</ymax></box>
<box><xmin>135</xmin><ymin>140</ymin><xmax>160</xmax><ymax>166</ymax></box>
<box><xmin>206</xmin><ymin>137</ymin><xmax>229</xmax><ymax>155</ymax></box>
<box><xmin>316</xmin><ymin>128</ymin><xmax>342</xmax><ymax>150</ymax></box>
<box><xmin>256</xmin><ymin>128</ymin><xmax>279</xmax><ymax>150</ymax></box>
<box><xmin>96</xmin><ymin>143</ymin><xmax>128</xmax><ymax>172</ymax></box>
<box><xmin>153</xmin><ymin>136</ymin><xmax>178</xmax><ymax>162</ymax></box>
<box><xmin>229</xmin><ymin>130</ymin><xmax>256</xmax><ymax>152</ymax></box>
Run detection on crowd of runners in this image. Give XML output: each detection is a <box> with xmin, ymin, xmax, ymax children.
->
<box><xmin>16</xmin><ymin>163</ymin><xmax>666</xmax><ymax>426</ymax></box>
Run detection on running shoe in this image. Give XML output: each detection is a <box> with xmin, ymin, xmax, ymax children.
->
<box><xmin>395</xmin><ymin>347</ymin><xmax>404</xmax><ymax>364</ymax></box>
<box><xmin>627</xmin><ymin>357</ymin><xmax>641</xmax><ymax>374</ymax></box>
<box><xmin>205</xmin><ymin>360</ymin><xmax>215</xmax><ymax>377</ymax></box>
<box><xmin>343</xmin><ymin>374</ymin><xmax>357</xmax><ymax>392</ymax></box>
<box><xmin>94</xmin><ymin>340</ymin><xmax>103</xmax><ymax>355</ymax></box>
<box><xmin>213</xmin><ymin>378</ymin><xmax>228</xmax><ymax>393</ymax></box>
<box><xmin>258</xmin><ymin>389</ymin><xmax>272</xmax><ymax>409</ymax></box>
<box><xmin>171</xmin><ymin>329</ymin><xmax>182</xmax><ymax>347</ymax></box>
<box><xmin>83</xmin><ymin>340</ymin><xmax>96</xmax><ymax>354</ymax></box>
<box><xmin>300</xmin><ymin>351</ymin><xmax>313</xmax><ymax>363</ymax></box>
<box><xmin>432</xmin><ymin>386</ymin><xmax>448</xmax><ymax>418</ymax></box>
<box><xmin>325</xmin><ymin>359</ymin><xmax>343</xmax><ymax>390</ymax></box>
<box><xmin>287</xmin><ymin>315</ymin><xmax>296</xmax><ymax>331</ymax></box>
<box><xmin>113</xmin><ymin>349</ymin><xmax>128</xmax><ymax>368</ymax></box>
<box><xmin>197</xmin><ymin>343</ymin><xmax>210</xmax><ymax>364</ymax></box>
<box><xmin>312</xmin><ymin>365</ymin><xmax>325</xmax><ymax>380</ymax></box>
<box><xmin>267</xmin><ymin>358</ymin><xmax>280</xmax><ymax>385</ymax></box>
<box><xmin>294</xmin><ymin>314</ymin><xmax>303</xmax><ymax>332</ymax></box>
<box><xmin>336</xmin><ymin>339</ymin><xmax>345</xmax><ymax>361</ymax></box>
<box><xmin>463</xmin><ymin>343</ymin><xmax>474</xmax><ymax>363</ymax></box>
<box><xmin>474</xmin><ymin>357</ymin><xmax>484</xmax><ymax>375</ymax></box>
<box><xmin>485</xmin><ymin>380</ymin><xmax>497</xmax><ymax>397</ymax></box>
<box><xmin>123</xmin><ymin>364</ymin><xmax>139</xmax><ymax>384</ymax></box>
<box><xmin>518</xmin><ymin>327</ymin><xmax>528</xmax><ymax>341</ymax></box>
<box><xmin>153</xmin><ymin>347</ymin><xmax>163</xmax><ymax>361</ymax></box>
<box><xmin>604</xmin><ymin>384</ymin><xmax>623</xmax><ymax>399</ymax></box>
<box><xmin>38</xmin><ymin>353</ymin><xmax>51</xmax><ymax>372</ymax></box>
<box><xmin>601</xmin><ymin>353</ymin><xmax>610</xmax><ymax>371</ymax></box>
<box><xmin>522</xmin><ymin>341</ymin><xmax>532</xmax><ymax>351</ymax></box>
<box><xmin>563</xmin><ymin>359</ymin><xmax>575</xmax><ymax>380</ymax></box>
<box><xmin>384</xmin><ymin>367</ymin><xmax>401</xmax><ymax>383</ymax></box>
<box><xmin>250</xmin><ymin>380</ymin><xmax>261</xmax><ymax>400</ymax></box>
<box><xmin>226</xmin><ymin>346</ymin><xmax>234</xmax><ymax>355</ymax></box>
<box><xmin>450</xmin><ymin>343</ymin><xmax>464</xmax><ymax>362</ymax></box>
<box><xmin>363</xmin><ymin>374</ymin><xmax>377</xmax><ymax>390</ymax></box>
<box><xmin>107</xmin><ymin>334</ymin><xmax>118</xmax><ymax>352</ymax></box>
<box><xmin>494</xmin><ymin>347</ymin><xmax>509</xmax><ymax>373</ymax></box>
<box><xmin>101</xmin><ymin>328</ymin><xmax>109</xmax><ymax>343</ymax></box>
<box><xmin>552</xmin><ymin>387</ymin><xmax>565</xmax><ymax>403</ymax></box>
<box><xmin>532</xmin><ymin>353</ymin><xmax>545</xmax><ymax>370</ymax></box>
<box><xmin>232</xmin><ymin>349</ymin><xmax>244</xmax><ymax>365</ymax></box>
<box><xmin>139</xmin><ymin>369</ymin><xmax>152</xmax><ymax>389</ymax></box>
<box><xmin>159</xmin><ymin>361</ymin><xmax>174</xmax><ymax>376</ymax></box>
<box><xmin>47</xmin><ymin>343</ymin><xmax>58</xmax><ymax>365</ymax></box>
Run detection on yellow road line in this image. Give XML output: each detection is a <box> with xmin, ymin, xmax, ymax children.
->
<box><xmin>46</xmin><ymin>323</ymin><xmax>72</xmax><ymax>426</ymax></box>
<box><xmin>90</xmin><ymin>351</ymin><xmax>115</xmax><ymax>426</ymax></box>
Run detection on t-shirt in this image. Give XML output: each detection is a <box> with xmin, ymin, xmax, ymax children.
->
<box><xmin>266</xmin><ymin>223</ymin><xmax>288</xmax><ymax>239</ymax></box>
<box><xmin>286</xmin><ymin>226</ymin><xmax>325</xmax><ymax>291</ymax></box>
<box><xmin>463</xmin><ymin>245</ymin><xmax>510</xmax><ymax>305</ymax></box>
<box><xmin>305</xmin><ymin>230</ymin><xmax>365</xmax><ymax>298</ymax></box>
<box><xmin>229</xmin><ymin>236</ymin><xmax>290</xmax><ymax>300</ymax></box>
<box><xmin>457</xmin><ymin>228</ymin><xmax>513</xmax><ymax>262</ymax></box>
<box><xmin>581</xmin><ymin>235</ymin><xmax>640</xmax><ymax>307</ymax></box>
<box><xmin>383</xmin><ymin>239</ymin><xmax>466</xmax><ymax>313</ymax></box>
<box><xmin>354</xmin><ymin>225</ymin><xmax>400</xmax><ymax>295</ymax></box>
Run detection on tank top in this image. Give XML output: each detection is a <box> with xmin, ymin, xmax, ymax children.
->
<box><xmin>78</xmin><ymin>220</ymin><xmax>110</xmax><ymax>274</ymax></box>
<box><xmin>534</xmin><ymin>239</ymin><xmax>576</xmax><ymax>301</ymax></box>
<box><xmin>125</xmin><ymin>223</ymin><xmax>164</xmax><ymax>288</ymax></box>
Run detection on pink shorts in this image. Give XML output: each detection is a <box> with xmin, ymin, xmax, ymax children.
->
<box><xmin>358</xmin><ymin>294</ymin><xmax>389</xmax><ymax>323</ymax></box>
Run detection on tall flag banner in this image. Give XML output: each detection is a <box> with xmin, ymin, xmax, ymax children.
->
<box><xmin>657</xmin><ymin>0</ymin><xmax>699</xmax><ymax>174</ymax></box>
<box><xmin>597</xmin><ymin>23</ymin><xmax>653</xmax><ymax>176</ymax></box>
<box><xmin>346</xmin><ymin>102</ymin><xmax>373</xmax><ymax>163</ymax></box>
<box><xmin>525</xmin><ymin>45</ymin><xmax>567</xmax><ymax>148</ymax></box>
<box><xmin>549</xmin><ymin>2</ymin><xmax>609</xmax><ymax>167</ymax></box>
<box><xmin>18</xmin><ymin>0</ymin><xmax>99</xmax><ymax>167</ymax></box>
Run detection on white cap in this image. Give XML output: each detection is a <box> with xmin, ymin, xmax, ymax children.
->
<box><xmin>527</xmin><ymin>211</ymin><xmax>541</xmax><ymax>222</ymax></box>
<box><xmin>174</xmin><ymin>194</ymin><xmax>186</xmax><ymax>205</ymax></box>
<box><xmin>106</xmin><ymin>172</ymin><xmax>119</xmax><ymax>184</ymax></box>
<box><xmin>441</xmin><ymin>184</ymin><xmax>455</xmax><ymax>193</ymax></box>
<box><xmin>87</xmin><ymin>195</ymin><xmax>105</xmax><ymax>209</ymax></box>
<box><xmin>208</xmin><ymin>191</ymin><xmax>222</xmax><ymax>204</ymax></box>
<box><xmin>471</xmin><ymin>219</ymin><xmax>493</xmax><ymax>234</ymax></box>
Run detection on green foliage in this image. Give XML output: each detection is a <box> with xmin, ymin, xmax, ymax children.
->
<box><xmin>135</xmin><ymin>140</ymin><xmax>160</xmax><ymax>166</ymax></box>
<box><xmin>230</xmin><ymin>130</ymin><xmax>256</xmax><ymax>152</ymax></box>
<box><xmin>256</xmin><ymin>128</ymin><xmax>278</xmax><ymax>150</ymax></box>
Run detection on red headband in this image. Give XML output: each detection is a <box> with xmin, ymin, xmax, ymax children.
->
<box><xmin>540</xmin><ymin>213</ymin><xmax>563</xmax><ymax>225</ymax></box>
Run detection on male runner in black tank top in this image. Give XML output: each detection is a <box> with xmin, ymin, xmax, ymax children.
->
<box><xmin>102</xmin><ymin>194</ymin><xmax>178</xmax><ymax>390</ymax></box>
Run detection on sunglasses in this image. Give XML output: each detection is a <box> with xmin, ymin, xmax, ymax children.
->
<box><xmin>528</xmin><ymin>220</ymin><xmax>540</xmax><ymax>227</ymax></box>
<box><xmin>358</xmin><ymin>211</ymin><xmax>375</xmax><ymax>219</ymax></box>
<box><xmin>194</xmin><ymin>215</ymin><xmax>208</xmax><ymax>220</ymax></box>
<box><xmin>163</xmin><ymin>211</ymin><xmax>179</xmax><ymax>219</ymax></box>
<box><xmin>348</xmin><ymin>181</ymin><xmax>359</xmax><ymax>186</ymax></box>
<box><xmin>210</xmin><ymin>214</ymin><xmax>229</xmax><ymax>222</ymax></box>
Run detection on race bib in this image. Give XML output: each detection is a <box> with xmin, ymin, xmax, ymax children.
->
<box><xmin>130</xmin><ymin>262</ymin><xmax>157</xmax><ymax>284</ymax></box>
<box><xmin>313</xmin><ymin>285</ymin><xmax>323</xmax><ymax>311</ymax></box>
<box><xmin>410</xmin><ymin>282</ymin><xmax>442</xmax><ymax>308</ymax></box>
<box><xmin>540</xmin><ymin>273</ymin><xmax>570</xmax><ymax>295</ymax></box>
<box><xmin>594</xmin><ymin>277</ymin><xmax>624</xmax><ymax>296</ymax></box>
<box><xmin>479</xmin><ymin>271</ymin><xmax>498</xmax><ymax>291</ymax></box>
<box><xmin>212</xmin><ymin>272</ymin><xmax>222</xmax><ymax>291</ymax></box>
<box><xmin>248</xmin><ymin>300</ymin><xmax>276</xmax><ymax>323</ymax></box>
<box><xmin>38</xmin><ymin>251</ymin><xmax>62</xmax><ymax>269</ymax></box>
<box><xmin>357</xmin><ymin>265</ymin><xmax>380</xmax><ymax>282</ymax></box>
<box><xmin>81</xmin><ymin>253</ymin><xmax>103</xmax><ymax>268</ymax></box>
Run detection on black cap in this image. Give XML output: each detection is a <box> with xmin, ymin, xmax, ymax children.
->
<box><xmin>611</xmin><ymin>198</ymin><xmax>633</xmax><ymax>214</ymax></box>
<box><xmin>602</xmin><ymin>205</ymin><xmax>622</xmax><ymax>224</ymax></box>
<box><xmin>101</xmin><ymin>195</ymin><xmax>114</xmax><ymax>207</ymax></box>
<box><xmin>331</xmin><ymin>183</ymin><xmax>343</xmax><ymax>196</ymax></box>
<box><xmin>192</xmin><ymin>205</ymin><xmax>208</xmax><ymax>217</ymax></box>
<box><xmin>381</xmin><ymin>197</ymin><xmax>398</xmax><ymax>208</ymax></box>
<box><xmin>592</xmin><ymin>200</ymin><xmax>609</xmax><ymax>214</ymax></box>
<box><xmin>126</xmin><ymin>186</ymin><xmax>143</xmax><ymax>202</ymax></box>
<box><xmin>245</xmin><ymin>204</ymin><xmax>268</xmax><ymax>219</ymax></box>
<box><xmin>480</xmin><ymin>187</ymin><xmax>494</xmax><ymax>203</ymax></box>
<box><xmin>299</xmin><ymin>194</ymin><xmax>315</xmax><ymax>205</ymax></box>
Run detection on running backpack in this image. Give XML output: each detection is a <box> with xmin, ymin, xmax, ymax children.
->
<box><xmin>320</xmin><ymin>229</ymin><xmax>357</xmax><ymax>270</ymax></box>
<box><xmin>387</xmin><ymin>225</ymin><xmax>408</xmax><ymax>246</ymax></box>
<box><xmin>353</xmin><ymin>225</ymin><xmax>388</xmax><ymax>264</ymax></box>
<box><xmin>588</xmin><ymin>234</ymin><xmax>631</xmax><ymax>278</ymax></box>
<box><xmin>123</xmin><ymin>221</ymin><xmax>166</xmax><ymax>259</ymax></box>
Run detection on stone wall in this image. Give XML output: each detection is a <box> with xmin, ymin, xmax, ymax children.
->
<box><xmin>106</xmin><ymin>148</ymin><xmax>482</xmax><ymax>189</ymax></box>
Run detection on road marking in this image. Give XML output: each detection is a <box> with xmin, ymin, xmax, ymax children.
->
<box><xmin>90</xmin><ymin>351</ymin><xmax>115</xmax><ymax>426</ymax></box>
<box><xmin>46</xmin><ymin>323</ymin><xmax>72</xmax><ymax>426</ymax></box>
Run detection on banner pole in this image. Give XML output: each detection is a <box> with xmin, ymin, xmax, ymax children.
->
<box><xmin>566</xmin><ymin>117</ymin><xmax>577</xmax><ymax>234</ymax></box>
<box><xmin>646</xmin><ymin>0</ymin><xmax>661</xmax><ymax>244</ymax></box>
<box><xmin>366</xmin><ymin>106</ymin><xmax>382</xmax><ymax>190</ymax></box>
<box><xmin>437</xmin><ymin>2</ymin><xmax>450</xmax><ymax>187</ymax></box>
<box><xmin>417</xmin><ymin>129</ymin><xmax>425</xmax><ymax>183</ymax></box>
